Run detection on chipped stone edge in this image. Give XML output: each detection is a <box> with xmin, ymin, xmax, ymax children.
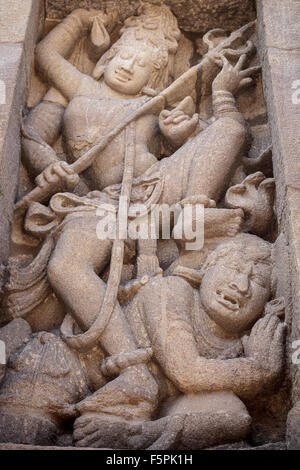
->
<box><xmin>257</xmin><ymin>0</ymin><xmax>300</xmax><ymax>450</ymax></box>
<box><xmin>0</xmin><ymin>0</ymin><xmax>44</xmax><ymax>267</ymax></box>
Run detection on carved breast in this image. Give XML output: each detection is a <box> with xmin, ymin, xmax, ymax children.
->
<box><xmin>63</xmin><ymin>93</ymin><xmax>149</xmax><ymax>189</ymax></box>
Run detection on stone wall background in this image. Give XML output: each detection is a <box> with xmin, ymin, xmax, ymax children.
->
<box><xmin>0</xmin><ymin>0</ymin><xmax>43</xmax><ymax>290</ymax></box>
<box><xmin>256</xmin><ymin>0</ymin><xmax>300</xmax><ymax>449</ymax></box>
<box><xmin>45</xmin><ymin>0</ymin><xmax>256</xmax><ymax>33</ymax></box>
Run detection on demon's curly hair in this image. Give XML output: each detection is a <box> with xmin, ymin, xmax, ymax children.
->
<box><xmin>199</xmin><ymin>233</ymin><xmax>274</xmax><ymax>293</ymax></box>
<box><xmin>201</xmin><ymin>234</ymin><xmax>272</xmax><ymax>271</ymax></box>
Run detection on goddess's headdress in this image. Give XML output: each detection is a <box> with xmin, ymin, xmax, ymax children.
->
<box><xmin>93</xmin><ymin>1</ymin><xmax>181</xmax><ymax>92</ymax></box>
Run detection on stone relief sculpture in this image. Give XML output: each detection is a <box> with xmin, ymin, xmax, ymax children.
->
<box><xmin>72</xmin><ymin>234</ymin><xmax>285</xmax><ymax>450</ymax></box>
<box><xmin>0</xmin><ymin>1</ymin><xmax>287</xmax><ymax>449</ymax></box>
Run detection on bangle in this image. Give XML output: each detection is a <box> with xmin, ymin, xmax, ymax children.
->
<box><xmin>213</xmin><ymin>90</ymin><xmax>234</xmax><ymax>97</ymax></box>
<box><xmin>212</xmin><ymin>90</ymin><xmax>238</xmax><ymax>116</ymax></box>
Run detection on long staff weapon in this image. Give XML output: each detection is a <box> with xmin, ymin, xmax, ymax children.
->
<box><xmin>15</xmin><ymin>20</ymin><xmax>255</xmax><ymax>215</ymax></box>
<box><xmin>14</xmin><ymin>21</ymin><xmax>256</xmax><ymax>352</ymax></box>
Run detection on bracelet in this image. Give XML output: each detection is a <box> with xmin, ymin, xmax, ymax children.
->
<box><xmin>212</xmin><ymin>90</ymin><xmax>238</xmax><ymax>117</ymax></box>
<box><xmin>213</xmin><ymin>90</ymin><xmax>234</xmax><ymax>97</ymax></box>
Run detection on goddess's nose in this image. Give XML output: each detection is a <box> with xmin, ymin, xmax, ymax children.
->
<box><xmin>121</xmin><ymin>57</ymin><xmax>135</xmax><ymax>72</ymax></box>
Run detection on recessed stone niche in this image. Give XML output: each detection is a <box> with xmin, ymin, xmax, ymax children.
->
<box><xmin>0</xmin><ymin>0</ymin><xmax>299</xmax><ymax>450</ymax></box>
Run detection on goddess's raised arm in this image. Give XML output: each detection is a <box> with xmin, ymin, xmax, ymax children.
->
<box><xmin>35</xmin><ymin>9</ymin><xmax>110</xmax><ymax>100</ymax></box>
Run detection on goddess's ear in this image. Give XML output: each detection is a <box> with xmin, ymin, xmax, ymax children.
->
<box><xmin>165</xmin><ymin>36</ymin><xmax>178</xmax><ymax>54</ymax></box>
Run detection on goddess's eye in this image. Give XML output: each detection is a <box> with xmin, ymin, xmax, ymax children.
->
<box><xmin>120</xmin><ymin>51</ymin><xmax>132</xmax><ymax>60</ymax></box>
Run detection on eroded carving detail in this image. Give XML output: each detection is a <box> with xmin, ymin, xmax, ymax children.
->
<box><xmin>0</xmin><ymin>2</ymin><xmax>286</xmax><ymax>449</ymax></box>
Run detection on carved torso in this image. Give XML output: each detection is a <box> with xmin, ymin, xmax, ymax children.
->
<box><xmin>63</xmin><ymin>86</ymin><xmax>158</xmax><ymax>189</ymax></box>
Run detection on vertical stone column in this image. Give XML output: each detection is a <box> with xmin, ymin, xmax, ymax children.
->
<box><xmin>0</xmin><ymin>0</ymin><xmax>43</xmax><ymax>279</ymax></box>
<box><xmin>257</xmin><ymin>0</ymin><xmax>300</xmax><ymax>449</ymax></box>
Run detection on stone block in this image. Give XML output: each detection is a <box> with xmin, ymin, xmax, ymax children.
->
<box><xmin>0</xmin><ymin>0</ymin><xmax>42</xmax><ymax>267</ymax></box>
<box><xmin>0</xmin><ymin>0</ymin><xmax>36</xmax><ymax>43</ymax></box>
<box><xmin>0</xmin><ymin>43</ymin><xmax>25</xmax><ymax>266</ymax></box>
<box><xmin>257</xmin><ymin>0</ymin><xmax>300</xmax><ymax>448</ymax></box>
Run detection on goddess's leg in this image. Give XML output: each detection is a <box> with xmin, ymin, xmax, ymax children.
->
<box><xmin>48</xmin><ymin>217</ymin><xmax>135</xmax><ymax>355</ymax></box>
<box><xmin>157</xmin><ymin>116</ymin><xmax>247</xmax><ymax>206</ymax></box>
<box><xmin>48</xmin><ymin>216</ymin><xmax>159</xmax><ymax>424</ymax></box>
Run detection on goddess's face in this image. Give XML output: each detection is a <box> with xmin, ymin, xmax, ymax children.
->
<box><xmin>200</xmin><ymin>252</ymin><xmax>271</xmax><ymax>334</ymax></box>
<box><xmin>104</xmin><ymin>46</ymin><xmax>153</xmax><ymax>95</ymax></box>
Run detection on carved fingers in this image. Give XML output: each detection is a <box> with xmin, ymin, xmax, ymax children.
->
<box><xmin>74</xmin><ymin>413</ymin><xmax>142</xmax><ymax>448</ymax></box>
<box><xmin>263</xmin><ymin>315</ymin><xmax>286</xmax><ymax>378</ymax></box>
<box><xmin>212</xmin><ymin>54</ymin><xmax>261</xmax><ymax>95</ymax></box>
<box><xmin>72</xmin><ymin>8</ymin><xmax>115</xmax><ymax>31</ymax></box>
<box><xmin>89</xmin><ymin>16</ymin><xmax>111</xmax><ymax>60</ymax></box>
<box><xmin>73</xmin><ymin>413</ymin><xmax>111</xmax><ymax>448</ymax></box>
<box><xmin>86</xmin><ymin>9</ymin><xmax>110</xmax><ymax>27</ymax></box>
<box><xmin>238</xmin><ymin>62</ymin><xmax>261</xmax><ymax>90</ymax></box>
<box><xmin>159</xmin><ymin>97</ymin><xmax>199</xmax><ymax>147</ymax></box>
<box><xmin>35</xmin><ymin>161</ymin><xmax>79</xmax><ymax>192</ymax></box>
<box><xmin>225</xmin><ymin>172</ymin><xmax>275</xmax><ymax>236</ymax></box>
<box><xmin>245</xmin><ymin>313</ymin><xmax>286</xmax><ymax>381</ymax></box>
<box><xmin>204</xmin><ymin>208</ymin><xmax>244</xmax><ymax>239</ymax></box>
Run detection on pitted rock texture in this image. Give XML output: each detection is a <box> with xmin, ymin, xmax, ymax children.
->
<box><xmin>45</xmin><ymin>0</ymin><xmax>256</xmax><ymax>33</ymax></box>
